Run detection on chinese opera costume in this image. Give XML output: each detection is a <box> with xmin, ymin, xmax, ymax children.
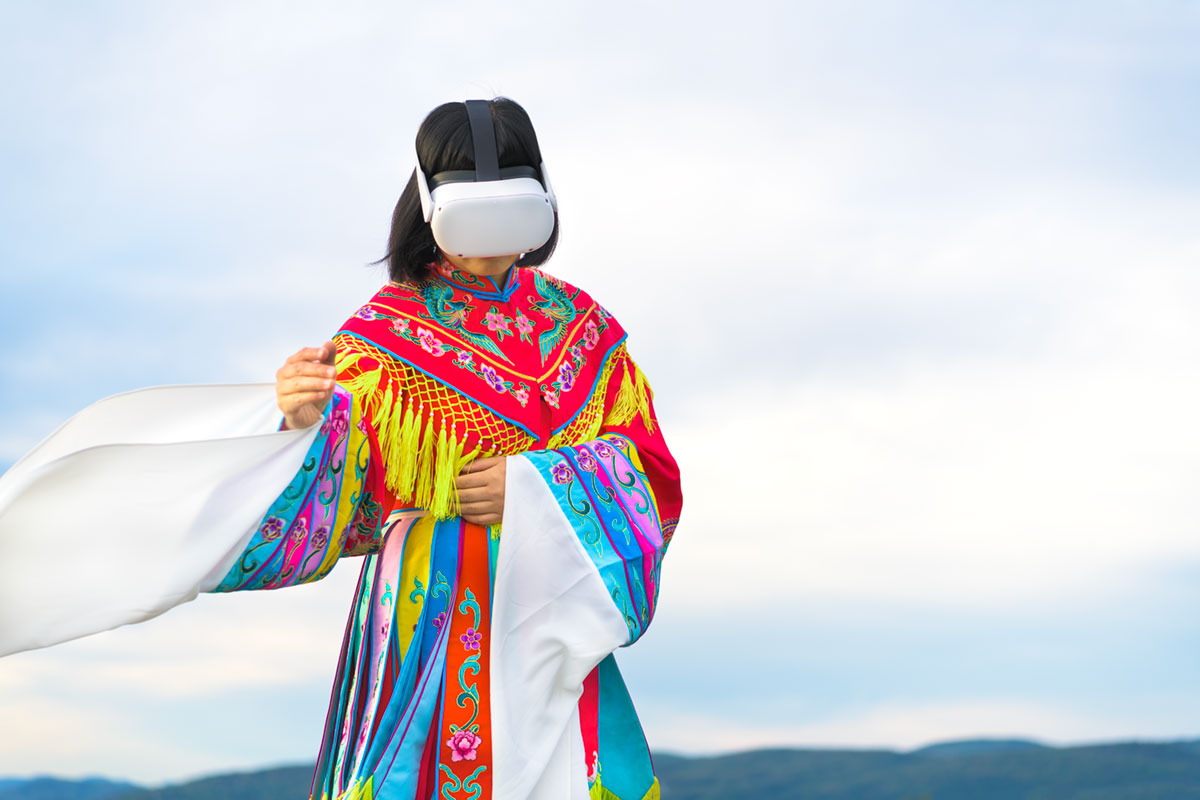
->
<box><xmin>0</xmin><ymin>258</ymin><xmax>683</xmax><ymax>800</ymax></box>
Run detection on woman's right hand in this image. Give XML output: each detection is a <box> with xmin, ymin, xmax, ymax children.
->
<box><xmin>276</xmin><ymin>340</ymin><xmax>337</xmax><ymax>430</ymax></box>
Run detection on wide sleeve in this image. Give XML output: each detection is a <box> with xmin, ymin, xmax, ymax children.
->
<box><xmin>207</xmin><ymin>371</ymin><xmax>393</xmax><ymax>593</ymax></box>
<box><xmin>489</xmin><ymin>345</ymin><xmax>682</xmax><ymax>799</ymax></box>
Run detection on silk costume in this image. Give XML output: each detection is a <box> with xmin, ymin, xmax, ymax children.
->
<box><xmin>0</xmin><ymin>258</ymin><xmax>682</xmax><ymax>800</ymax></box>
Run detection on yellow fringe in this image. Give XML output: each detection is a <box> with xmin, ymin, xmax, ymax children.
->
<box><xmin>589</xmin><ymin>777</ymin><xmax>660</xmax><ymax>800</ymax></box>
<box><xmin>603</xmin><ymin>359</ymin><xmax>656</xmax><ymax>434</ymax></box>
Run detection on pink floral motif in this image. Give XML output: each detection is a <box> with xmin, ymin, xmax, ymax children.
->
<box><xmin>460</xmin><ymin>627</ymin><xmax>482</xmax><ymax>650</ymax></box>
<box><xmin>480</xmin><ymin>364</ymin><xmax>506</xmax><ymax>392</ymax></box>
<box><xmin>514</xmin><ymin>386</ymin><xmax>529</xmax><ymax>407</ymax></box>
<box><xmin>593</xmin><ymin>441</ymin><xmax>615</xmax><ymax>459</ymax></box>
<box><xmin>354</xmin><ymin>305</ymin><xmax>376</xmax><ymax>321</ymax></box>
<box><xmin>542</xmin><ymin>388</ymin><xmax>561</xmax><ymax>409</ymax></box>
<box><xmin>515</xmin><ymin>313</ymin><xmax>534</xmax><ymax>336</ymax></box>
<box><xmin>416</xmin><ymin>327</ymin><xmax>445</xmax><ymax>357</ymax></box>
<box><xmin>584</xmin><ymin>319</ymin><xmax>600</xmax><ymax>349</ymax></box>
<box><xmin>455</xmin><ymin>350</ymin><xmax>475</xmax><ymax>369</ymax></box>
<box><xmin>557</xmin><ymin>362</ymin><xmax>576</xmax><ymax>392</ymax></box>
<box><xmin>446</xmin><ymin>729</ymin><xmax>482</xmax><ymax>762</ymax></box>
<box><xmin>576</xmin><ymin>449</ymin><xmax>598</xmax><ymax>473</ymax></box>
<box><xmin>356</xmin><ymin>418</ymin><xmax>370</xmax><ymax>434</ymax></box>
<box><xmin>390</xmin><ymin>318</ymin><xmax>410</xmax><ymax>337</ymax></box>
<box><xmin>483</xmin><ymin>310</ymin><xmax>512</xmax><ymax>334</ymax></box>
<box><xmin>550</xmin><ymin>461</ymin><xmax>573</xmax><ymax>485</ymax></box>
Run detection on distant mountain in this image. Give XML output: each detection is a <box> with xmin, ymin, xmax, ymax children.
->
<box><xmin>909</xmin><ymin>737</ymin><xmax>1048</xmax><ymax>758</ymax></box>
<box><xmin>0</xmin><ymin>777</ymin><xmax>141</xmax><ymax>800</ymax></box>
<box><xmin>8</xmin><ymin>739</ymin><xmax>1200</xmax><ymax>799</ymax></box>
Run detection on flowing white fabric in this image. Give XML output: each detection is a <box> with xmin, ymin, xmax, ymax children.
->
<box><xmin>0</xmin><ymin>383</ymin><xmax>318</xmax><ymax>658</ymax></box>
<box><xmin>491</xmin><ymin>454</ymin><xmax>630</xmax><ymax>800</ymax></box>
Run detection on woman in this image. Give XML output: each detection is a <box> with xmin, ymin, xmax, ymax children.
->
<box><xmin>0</xmin><ymin>97</ymin><xmax>681</xmax><ymax>800</ymax></box>
<box><xmin>236</xmin><ymin>98</ymin><xmax>682</xmax><ymax>799</ymax></box>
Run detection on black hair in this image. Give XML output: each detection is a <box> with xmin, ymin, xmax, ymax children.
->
<box><xmin>377</xmin><ymin>97</ymin><xmax>559</xmax><ymax>284</ymax></box>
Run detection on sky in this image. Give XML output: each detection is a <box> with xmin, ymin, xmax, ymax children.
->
<box><xmin>2</xmin><ymin>0</ymin><xmax>1200</xmax><ymax>786</ymax></box>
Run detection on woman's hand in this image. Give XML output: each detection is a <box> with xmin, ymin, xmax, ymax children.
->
<box><xmin>276</xmin><ymin>341</ymin><xmax>337</xmax><ymax>430</ymax></box>
<box><xmin>456</xmin><ymin>456</ymin><xmax>506</xmax><ymax>526</ymax></box>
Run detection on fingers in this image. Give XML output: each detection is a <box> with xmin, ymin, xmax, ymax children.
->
<box><xmin>279</xmin><ymin>390</ymin><xmax>332</xmax><ymax>410</ymax></box>
<box><xmin>461</xmin><ymin>512</ymin><xmax>501</xmax><ymax>526</ymax></box>
<box><xmin>460</xmin><ymin>456</ymin><xmax>503</xmax><ymax>474</ymax></box>
<box><xmin>279</xmin><ymin>375</ymin><xmax>334</xmax><ymax>396</ymax></box>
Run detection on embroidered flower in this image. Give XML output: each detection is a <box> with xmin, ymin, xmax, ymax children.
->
<box><xmin>514</xmin><ymin>386</ymin><xmax>529</xmax><ymax>407</ymax></box>
<box><xmin>480</xmin><ymin>364</ymin><xmax>506</xmax><ymax>392</ymax></box>
<box><xmin>446</xmin><ymin>729</ymin><xmax>482</xmax><ymax>762</ymax></box>
<box><xmin>260</xmin><ymin>516</ymin><xmax>285</xmax><ymax>541</ymax></box>
<box><xmin>515</xmin><ymin>313</ymin><xmax>534</xmax><ymax>336</ymax></box>
<box><xmin>356</xmin><ymin>418</ymin><xmax>370</xmax><ymax>434</ymax></box>
<box><xmin>290</xmin><ymin>519</ymin><xmax>308</xmax><ymax>543</ymax></box>
<box><xmin>557</xmin><ymin>362</ymin><xmax>576</xmax><ymax>392</ymax></box>
<box><xmin>432</xmin><ymin>611</ymin><xmax>446</xmax><ymax>630</ymax></box>
<box><xmin>390</xmin><ymin>317</ymin><xmax>410</xmax><ymax>337</ymax></box>
<box><xmin>312</xmin><ymin>526</ymin><xmax>329</xmax><ymax>549</ymax></box>
<box><xmin>584</xmin><ymin>320</ymin><xmax>600</xmax><ymax>349</ymax></box>
<box><xmin>550</xmin><ymin>461</ymin><xmax>573</xmax><ymax>485</ymax></box>
<box><xmin>542</xmin><ymin>388</ymin><xmax>561</xmax><ymax>408</ymax></box>
<box><xmin>454</xmin><ymin>350</ymin><xmax>474</xmax><ymax>369</ymax></box>
<box><xmin>483</xmin><ymin>310</ymin><xmax>512</xmax><ymax>335</ymax></box>
<box><xmin>593</xmin><ymin>441</ymin><xmax>615</xmax><ymax>459</ymax></box>
<box><xmin>416</xmin><ymin>327</ymin><xmax>445</xmax><ymax>356</ymax></box>
<box><xmin>330</xmin><ymin>413</ymin><xmax>349</xmax><ymax>439</ymax></box>
<box><xmin>576</xmin><ymin>449</ymin><xmax>598</xmax><ymax>473</ymax></box>
<box><xmin>568</xmin><ymin>344</ymin><xmax>584</xmax><ymax>363</ymax></box>
<box><xmin>460</xmin><ymin>627</ymin><xmax>482</xmax><ymax>650</ymax></box>
<box><xmin>354</xmin><ymin>305</ymin><xmax>376</xmax><ymax>321</ymax></box>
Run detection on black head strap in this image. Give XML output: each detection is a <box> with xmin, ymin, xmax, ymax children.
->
<box><xmin>464</xmin><ymin>99</ymin><xmax>500</xmax><ymax>181</ymax></box>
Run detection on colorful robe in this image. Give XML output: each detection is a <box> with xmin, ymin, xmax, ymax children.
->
<box><xmin>206</xmin><ymin>258</ymin><xmax>683</xmax><ymax>800</ymax></box>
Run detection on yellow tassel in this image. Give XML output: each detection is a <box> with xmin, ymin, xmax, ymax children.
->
<box><xmin>393</xmin><ymin>400</ymin><xmax>419</xmax><ymax>498</ymax></box>
<box><xmin>632</xmin><ymin>365</ymin><xmax>656</xmax><ymax>433</ymax></box>
<box><xmin>429</xmin><ymin>420</ymin><xmax>453</xmax><ymax>518</ymax></box>
<box><xmin>413</xmin><ymin>415</ymin><xmax>436</xmax><ymax>507</ymax></box>
<box><xmin>606</xmin><ymin>358</ymin><xmax>640</xmax><ymax>428</ymax></box>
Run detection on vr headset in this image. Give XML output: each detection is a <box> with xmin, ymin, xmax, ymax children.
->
<box><xmin>415</xmin><ymin>99</ymin><xmax>557</xmax><ymax>259</ymax></box>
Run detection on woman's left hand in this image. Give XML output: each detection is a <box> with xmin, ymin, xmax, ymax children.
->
<box><xmin>456</xmin><ymin>456</ymin><xmax>506</xmax><ymax>526</ymax></box>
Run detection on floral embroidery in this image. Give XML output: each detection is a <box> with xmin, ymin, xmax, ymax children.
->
<box><xmin>557</xmin><ymin>361</ymin><xmax>576</xmax><ymax>392</ymax></box>
<box><xmin>593</xmin><ymin>441</ymin><xmax>615</xmax><ymax>459</ymax></box>
<box><xmin>390</xmin><ymin>317</ymin><xmax>410</xmax><ymax>337</ymax></box>
<box><xmin>459</xmin><ymin>627</ymin><xmax>482</xmax><ymax>650</ymax></box>
<box><xmin>454</xmin><ymin>350</ymin><xmax>475</xmax><ymax>369</ymax></box>
<box><xmin>576</xmin><ymin>450</ymin><xmax>598</xmax><ymax>473</ymax></box>
<box><xmin>515</xmin><ymin>312</ymin><xmax>534</xmax><ymax>343</ymax></box>
<box><xmin>550</xmin><ymin>461</ymin><xmax>573</xmax><ymax>485</ymax></box>
<box><xmin>583</xmin><ymin>319</ymin><xmax>600</xmax><ymax>350</ymax></box>
<box><xmin>312</xmin><ymin>526</ymin><xmax>329</xmax><ymax>549</ymax></box>
<box><xmin>483</xmin><ymin>307</ymin><xmax>514</xmax><ymax>340</ymax></box>
<box><xmin>542</xmin><ymin>388</ymin><xmax>561</xmax><ymax>409</ymax></box>
<box><xmin>416</xmin><ymin>327</ymin><xmax>446</xmax><ymax>357</ymax></box>
<box><xmin>433</xmin><ymin>610</ymin><xmax>447</xmax><ymax>629</ymax></box>
<box><xmin>355</xmin><ymin>305</ymin><xmax>376</xmax><ymax>321</ymax></box>
<box><xmin>446</xmin><ymin>729</ymin><xmax>482</xmax><ymax>762</ymax></box>
<box><xmin>260</xmin><ymin>516</ymin><xmax>285</xmax><ymax>541</ymax></box>
<box><xmin>290</xmin><ymin>518</ymin><xmax>308</xmax><ymax>543</ymax></box>
<box><xmin>480</xmin><ymin>364</ymin><xmax>509</xmax><ymax>393</ymax></box>
<box><xmin>514</xmin><ymin>386</ymin><xmax>529</xmax><ymax>407</ymax></box>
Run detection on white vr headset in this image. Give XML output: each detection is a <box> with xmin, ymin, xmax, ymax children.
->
<box><xmin>416</xmin><ymin>99</ymin><xmax>558</xmax><ymax>259</ymax></box>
